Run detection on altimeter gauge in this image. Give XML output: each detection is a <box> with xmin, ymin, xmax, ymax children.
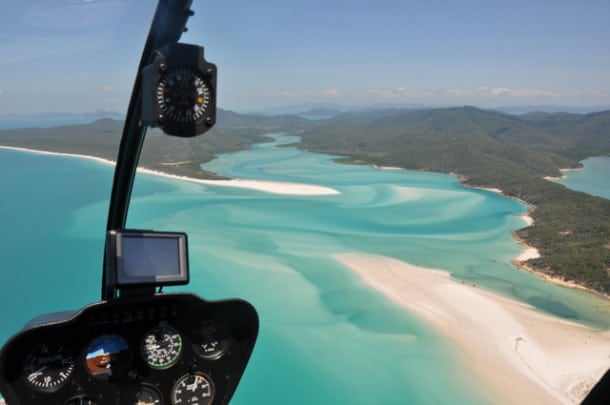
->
<box><xmin>171</xmin><ymin>373</ymin><xmax>214</xmax><ymax>405</ymax></box>
<box><xmin>141</xmin><ymin>323</ymin><xmax>183</xmax><ymax>369</ymax></box>
<box><xmin>23</xmin><ymin>343</ymin><xmax>74</xmax><ymax>392</ymax></box>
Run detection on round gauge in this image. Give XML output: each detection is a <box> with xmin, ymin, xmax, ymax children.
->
<box><xmin>84</xmin><ymin>335</ymin><xmax>130</xmax><ymax>379</ymax></box>
<box><xmin>141</xmin><ymin>323</ymin><xmax>183</xmax><ymax>369</ymax></box>
<box><xmin>157</xmin><ymin>66</ymin><xmax>211</xmax><ymax>124</ymax></box>
<box><xmin>193</xmin><ymin>321</ymin><xmax>230</xmax><ymax>360</ymax></box>
<box><xmin>23</xmin><ymin>343</ymin><xmax>74</xmax><ymax>392</ymax></box>
<box><xmin>171</xmin><ymin>373</ymin><xmax>214</xmax><ymax>405</ymax></box>
<box><xmin>120</xmin><ymin>384</ymin><xmax>162</xmax><ymax>405</ymax></box>
<box><xmin>64</xmin><ymin>396</ymin><xmax>98</xmax><ymax>405</ymax></box>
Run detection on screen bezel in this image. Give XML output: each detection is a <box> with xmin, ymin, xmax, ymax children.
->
<box><xmin>110</xmin><ymin>230</ymin><xmax>189</xmax><ymax>287</ymax></box>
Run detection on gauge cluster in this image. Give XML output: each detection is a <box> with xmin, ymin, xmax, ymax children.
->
<box><xmin>0</xmin><ymin>293</ymin><xmax>258</xmax><ymax>405</ymax></box>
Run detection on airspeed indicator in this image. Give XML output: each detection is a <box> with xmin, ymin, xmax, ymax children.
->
<box><xmin>141</xmin><ymin>323</ymin><xmax>183</xmax><ymax>369</ymax></box>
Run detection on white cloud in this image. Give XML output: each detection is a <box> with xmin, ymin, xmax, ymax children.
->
<box><xmin>367</xmin><ymin>86</ymin><xmax>410</xmax><ymax>98</ymax></box>
<box><xmin>446</xmin><ymin>89</ymin><xmax>469</xmax><ymax>97</ymax></box>
<box><xmin>447</xmin><ymin>87</ymin><xmax>559</xmax><ymax>98</ymax></box>
<box><xmin>276</xmin><ymin>88</ymin><xmax>345</xmax><ymax>99</ymax></box>
<box><xmin>477</xmin><ymin>87</ymin><xmax>559</xmax><ymax>98</ymax></box>
<box><xmin>101</xmin><ymin>85</ymin><xmax>113</xmax><ymax>92</ymax></box>
<box><xmin>320</xmin><ymin>88</ymin><xmax>341</xmax><ymax>97</ymax></box>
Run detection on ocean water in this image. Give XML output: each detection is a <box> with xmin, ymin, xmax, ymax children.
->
<box><xmin>0</xmin><ymin>116</ymin><xmax>98</xmax><ymax>130</ymax></box>
<box><xmin>1</xmin><ymin>135</ymin><xmax>610</xmax><ymax>404</ymax></box>
<box><xmin>556</xmin><ymin>156</ymin><xmax>610</xmax><ymax>199</ymax></box>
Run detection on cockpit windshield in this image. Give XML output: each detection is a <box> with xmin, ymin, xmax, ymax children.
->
<box><xmin>1</xmin><ymin>1</ymin><xmax>610</xmax><ymax>405</ymax></box>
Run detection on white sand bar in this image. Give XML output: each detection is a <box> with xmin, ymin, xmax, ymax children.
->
<box><xmin>0</xmin><ymin>146</ymin><xmax>115</xmax><ymax>166</ymax></box>
<box><xmin>0</xmin><ymin>147</ymin><xmax>339</xmax><ymax>196</ymax></box>
<box><xmin>138</xmin><ymin>167</ymin><xmax>340</xmax><ymax>196</ymax></box>
<box><xmin>202</xmin><ymin>178</ymin><xmax>340</xmax><ymax>195</ymax></box>
<box><xmin>335</xmin><ymin>252</ymin><xmax>610</xmax><ymax>404</ymax></box>
<box><xmin>515</xmin><ymin>247</ymin><xmax>541</xmax><ymax>261</ymax></box>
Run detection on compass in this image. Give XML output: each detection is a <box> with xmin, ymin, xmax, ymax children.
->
<box><xmin>157</xmin><ymin>67</ymin><xmax>211</xmax><ymax>124</ymax></box>
<box><xmin>142</xmin><ymin>42</ymin><xmax>217</xmax><ymax>137</ymax></box>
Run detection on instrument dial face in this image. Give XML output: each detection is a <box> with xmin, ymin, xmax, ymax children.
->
<box><xmin>84</xmin><ymin>334</ymin><xmax>130</xmax><ymax>378</ymax></box>
<box><xmin>141</xmin><ymin>324</ymin><xmax>183</xmax><ymax>369</ymax></box>
<box><xmin>193</xmin><ymin>321</ymin><xmax>229</xmax><ymax>360</ymax></box>
<box><xmin>23</xmin><ymin>343</ymin><xmax>74</xmax><ymax>392</ymax></box>
<box><xmin>157</xmin><ymin>67</ymin><xmax>211</xmax><ymax>124</ymax></box>
<box><xmin>171</xmin><ymin>373</ymin><xmax>214</xmax><ymax>405</ymax></box>
<box><xmin>64</xmin><ymin>396</ymin><xmax>98</xmax><ymax>405</ymax></box>
<box><xmin>121</xmin><ymin>384</ymin><xmax>162</xmax><ymax>405</ymax></box>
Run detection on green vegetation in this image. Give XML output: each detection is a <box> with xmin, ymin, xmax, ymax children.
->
<box><xmin>1</xmin><ymin>106</ymin><xmax>609</xmax><ymax>294</ymax></box>
<box><xmin>0</xmin><ymin>110</ymin><xmax>309</xmax><ymax>179</ymax></box>
<box><xmin>299</xmin><ymin>107</ymin><xmax>610</xmax><ymax>294</ymax></box>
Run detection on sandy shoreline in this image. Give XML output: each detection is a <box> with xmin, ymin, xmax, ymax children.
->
<box><xmin>335</xmin><ymin>252</ymin><xmax>610</xmax><ymax>404</ymax></box>
<box><xmin>0</xmin><ymin>145</ymin><xmax>116</xmax><ymax>166</ymax></box>
<box><xmin>0</xmin><ymin>146</ymin><xmax>339</xmax><ymax>196</ymax></box>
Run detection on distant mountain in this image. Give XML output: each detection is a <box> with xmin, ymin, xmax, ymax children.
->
<box><xmin>299</xmin><ymin>107</ymin><xmax>343</xmax><ymax>118</ymax></box>
<box><xmin>518</xmin><ymin>110</ymin><xmax>610</xmax><ymax>158</ymax></box>
<box><xmin>0</xmin><ymin>110</ymin><xmax>124</xmax><ymax>130</ymax></box>
<box><xmin>303</xmin><ymin>106</ymin><xmax>578</xmax><ymax>177</ymax></box>
<box><xmin>0</xmin><ymin>109</ymin><xmax>311</xmax><ymax>179</ymax></box>
<box><xmin>497</xmin><ymin>105</ymin><xmax>610</xmax><ymax>115</ymax></box>
<box><xmin>0</xmin><ymin>110</ymin><xmax>123</xmax><ymax>119</ymax></box>
<box><xmin>249</xmin><ymin>102</ymin><xmax>428</xmax><ymax>116</ymax></box>
<box><xmin>246</xmin><ymin>103</ymin><xmax>610</xmax><ymax>116</ymax></box>
<box><xmin>217</xmin><ymin>109</ymin><xmax>311</xmax><ymax>129</ymax></box>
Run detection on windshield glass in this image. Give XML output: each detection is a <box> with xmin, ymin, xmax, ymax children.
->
<box><xmin>1</xmin><ymin>1</ymin><xmax>610</xmax><ymax>404</ymax></box>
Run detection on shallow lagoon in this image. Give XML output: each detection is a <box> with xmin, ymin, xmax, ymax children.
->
<box><xmin>556</xmin><ymin>156</ymin><xmax>610</xmax><ymax>199</ymax></box>
<box><xmin>1</xmin><ymin>135</ymin><xmax>609</xmax><ymax>403</ymax></box>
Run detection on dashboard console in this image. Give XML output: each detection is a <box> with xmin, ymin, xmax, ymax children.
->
<box><xmin>0</xmin><ymin>293</ymin><xmax>258</xmax><ymax>405</ymax></box>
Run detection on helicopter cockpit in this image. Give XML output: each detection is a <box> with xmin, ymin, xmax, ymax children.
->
<box><xmin>0</xmin><ymin>1</ymin><xmax>259</xmax><ymax>404</ymax></box>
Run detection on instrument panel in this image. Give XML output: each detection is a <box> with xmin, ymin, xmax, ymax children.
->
<box><xmin>0</xmin><ymin>293</ymin><xmax>258</xmax><ymax>405</ymax></box>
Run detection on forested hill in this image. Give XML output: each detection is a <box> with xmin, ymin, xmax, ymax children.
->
<box><xmin>300</xmin><ymin>106</ymin><xmax>610</xmax><ymax>294</ymax></box>
<box><xmin>0</xmin><ymin>109</ymin><xmax>310</xmax><ymax>178</ymax></box>
<box><xmin>1</xmin><ymin>106</ymin><xmax>609</xmax><ymax>294</ymax></box>
<box><xmin>303</xmin><ymin>107</ymin><xmax>610</xmax><ymax>177</ymax></box>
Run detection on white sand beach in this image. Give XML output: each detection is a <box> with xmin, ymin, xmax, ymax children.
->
<box><xmin>0</xmin><ymin>146</ymin><xmax>340</xmax><ymax>196</ymax></box>
<box><xmin>515</xmin><ymin>246</ymin><xmax>541</xmax><ymax>261</ymax></box>
<box><xmin>137</xmin><ymin>167</ymin><xmax>340</xmax><ymax>195</ymax></box>
<box><xmin>335</xmin><ymin>252</ymin><xmax>610</xmax><ymax>404</ymax></box>
<box><xmin>519</xmin><ymin>214</ymin><xmax>534</xmax><ymax>227</ymax></box>
<box><xmin>0</xmin><ymin>145</ymin><xmax>115</xmax><ymax>166</ymax></box>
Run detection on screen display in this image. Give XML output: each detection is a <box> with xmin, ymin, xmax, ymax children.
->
<box><xmin>113</xmin><ymin>231</ymin><xmax>189</xmax><ymax>286</ymax></box>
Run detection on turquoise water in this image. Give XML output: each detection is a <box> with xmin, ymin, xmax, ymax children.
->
<box><xmin>556</xmin><ymin>156</ymin><xmax>610</xmax><ymax>199</ymax></box>
<box><xmin>1</xmin><ymin>136</ymin><xmax>610</xmax><ymax>404</ymax></box>
<box><xmin>0</xmin><ymin>116</ymin><xmax>100</xmax><ymax>130</ymax></box>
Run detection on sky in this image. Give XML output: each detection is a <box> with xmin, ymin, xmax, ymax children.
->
<box><xmin>0</xmin><ymin>0</ymin><xmax>609</xmax><ymax>115</ymax></box>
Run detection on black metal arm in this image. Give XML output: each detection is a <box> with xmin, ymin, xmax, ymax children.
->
<box><xmin>103</xmin><ymin>0</ymin><xmax>195</xmax><ymax>300</ymax></box>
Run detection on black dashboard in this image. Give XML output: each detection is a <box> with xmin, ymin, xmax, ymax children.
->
<box><xmin>0</xmin><ymin>293</ymin><xmax>258</xmax><ymax>405</ymax></box>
